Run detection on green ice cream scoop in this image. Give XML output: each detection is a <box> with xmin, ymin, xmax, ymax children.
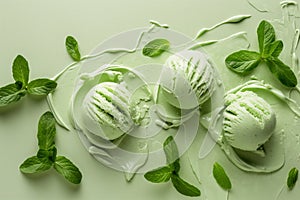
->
<box><xmin>81</xmin><ymin>82</ymin><xmax>134</xmax><ymax>140</ymax></box>
<box><xmin>160</xmin><ymin>50</ymin><xmax>215</xmax><ymax>109</ymax></box>
<box><xmin>223</xmin><ymin>91</ymin><xmax>276</xmax><ymax>151</ymax></box>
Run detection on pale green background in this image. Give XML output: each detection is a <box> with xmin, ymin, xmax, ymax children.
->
<box><xmin>0</xmin><ymin>0</ymin><xmax>297</xmax><ymax>199</ymax></box>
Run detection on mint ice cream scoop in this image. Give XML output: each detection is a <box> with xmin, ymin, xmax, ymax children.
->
<box><xmin>160</xmin><ymin>50</ymin><xmax>215</xmax><ymax>109</ymax></box>
<box><xmin>223</xmin><ymin>91</ymin><xmax>276</xmax><ymax>151</ymax></box>
<box><xmin>81</xmin><ymin>82</ymin><xmax>134</xmax><ymax>140</ymax></box>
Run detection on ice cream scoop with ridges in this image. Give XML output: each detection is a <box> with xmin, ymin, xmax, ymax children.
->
<box><xmin>223</xmin><ymin>91</ymin><xmax>276</xmax><ymax>151</ymax></box>
<box><xmin>82</xmin><ymin>82</ymin><xmax>134</xmax><ymax>140</ymax></box>
<box><xmin>163</xmin><ymin>50</ymin><xmax>215</xmax><ymax>108</ymax></box>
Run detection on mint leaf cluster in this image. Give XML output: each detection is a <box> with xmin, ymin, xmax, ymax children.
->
<box><xmin>19</xmin><ymin>112</ymin><xmax>82</xmax><ymax>184</ymax></box>
<box><xmin>144</xmin><ymin>136</ymin><xmax>200</xmax><ymax>197</ymax></box>
<box><xmin>0</xmin><ymin>55</ymin><xmax>57</xmax><ymax>106</ymax></box>
<box><xmin>225</xmin><ymin>20</ymin><xmax>297</xmax><ymax>87</ymax></box>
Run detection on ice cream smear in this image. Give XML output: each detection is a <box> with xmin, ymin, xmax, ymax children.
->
<box><xmin>159</xmin><ymin>50</ymin><xmax>216</xmax><ymax>110</ymax></box>
<box><xmin>223</xmin><ymin>91</ymin><xmax>276</xmax><ymax>152</ymax></box>
<box><xmin>81</xmin><ymin>82</ymin><xmax>134</xmax><ymax>140</ymax></box>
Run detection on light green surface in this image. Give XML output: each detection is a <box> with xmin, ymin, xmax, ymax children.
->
<box><xmin>1</xmin><ymin>0</ymin><xmax>300</xmax><ymax>200</ymax></box>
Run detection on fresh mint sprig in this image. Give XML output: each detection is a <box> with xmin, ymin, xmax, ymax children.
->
<box><xmin>142</xmin><ymin>38</ymin><xmax>170</xmax><ymax>57</ymax></box>
<box><xmin>0</xmin><ymin>55</ymin><xmax>57</xmax><ymax>107</ymax></box>
<box><xmin>19</xmin><ymin>111</ymin><xmax>82</xmax><ymax>184</ymax></box>
<box><xmin>144</xmin><ymin>136</ymin><xmax>201</xmax><ymax>197</ymax></box>
<box><xmin>225</xmin><ymin>20</ymin><xmax>297</xmax><ymax>87</ymax></box>
<box><xmin>65</xmin><ymin>36</ymin><xmax>81</xmax><ymax>61</ymax></box>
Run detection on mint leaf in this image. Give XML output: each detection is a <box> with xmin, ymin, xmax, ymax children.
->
<box><xmin>37</xmin><ymin>111</ymin><xmax>56</xmax><ymax>150</ymax></box>
<box><xmin>19</xmin><ymin>156</ymin><xmax>53</xmax><ymax>174</ymax></box>
<box><xmin>171</xmin><ymin>174</ymin><xmax>201</xmax><ymax>197</ymax></box>
<box><xmin>266</xmin><ymin>57</ymin><xmax>297</xmax><ymax>87</ymax></box>
<box><xmin>144</xmin><ymin>166</ymin><xmax>172</xmax><ymax>183</ymax></box>
<box><xmin>27</xmin><ymin>78</ymin><xmax>57</xmax><ymax>95</ymax></box>
<box><xmin>287</xmin><ymin>167</ymin><xmax>298</xmax><ymax>190</ymax></box>
<box><xmin>66</xmin><ymin>36</ymin><xmax>81</xmax><ymax>61</ymax></box>
<box><xmin>142</xmin><ymin>39</ymin><xmax>170</xmax><ymax>57</ymax></box>
<box><xmin>54</xmin><ymin>156</ymin><xmax>82</xmax><ymax>184</ymax></box>
<box><xmin>163</xmin><ymin>136</ymin><xmax>179</xmax><ymax>165</ymax></box>
<box><xmin>213</xmin><ymin>162</ymin><xmax>232</xmax><ymax>190</ymax></box>
<box><xmin>12</xmin><ymin>55</ymin><xmax>30</xmax><ymax>86</ymax></box>
<box><xmin>257</xmin><ymin>20</ymin><xmax>276</xmax><ymax>54</ymax></box>
<box><xmin>263</xmin><ymin>40</ymin><xmax>283</xmax><ymax>58</ymax></box>
<box><xmin>225</xmin><ymin>50</ymin><xmax>261</xmax><ymax>75</ymax></box>
<box><xmin>0</xmin><ymin>83</ymin><xmax>26</xmax><ymax>106</ymax></box>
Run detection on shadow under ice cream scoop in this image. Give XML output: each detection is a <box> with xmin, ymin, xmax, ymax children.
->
<box><xmin>223</xmin><ymin>91</ymin><xmax>276</xmax><ymax>152</ymax></box>
<box><xmin>82</xmin><ymin>82</ymin><xmax>134</xmax><ymax>140</ymax></box>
